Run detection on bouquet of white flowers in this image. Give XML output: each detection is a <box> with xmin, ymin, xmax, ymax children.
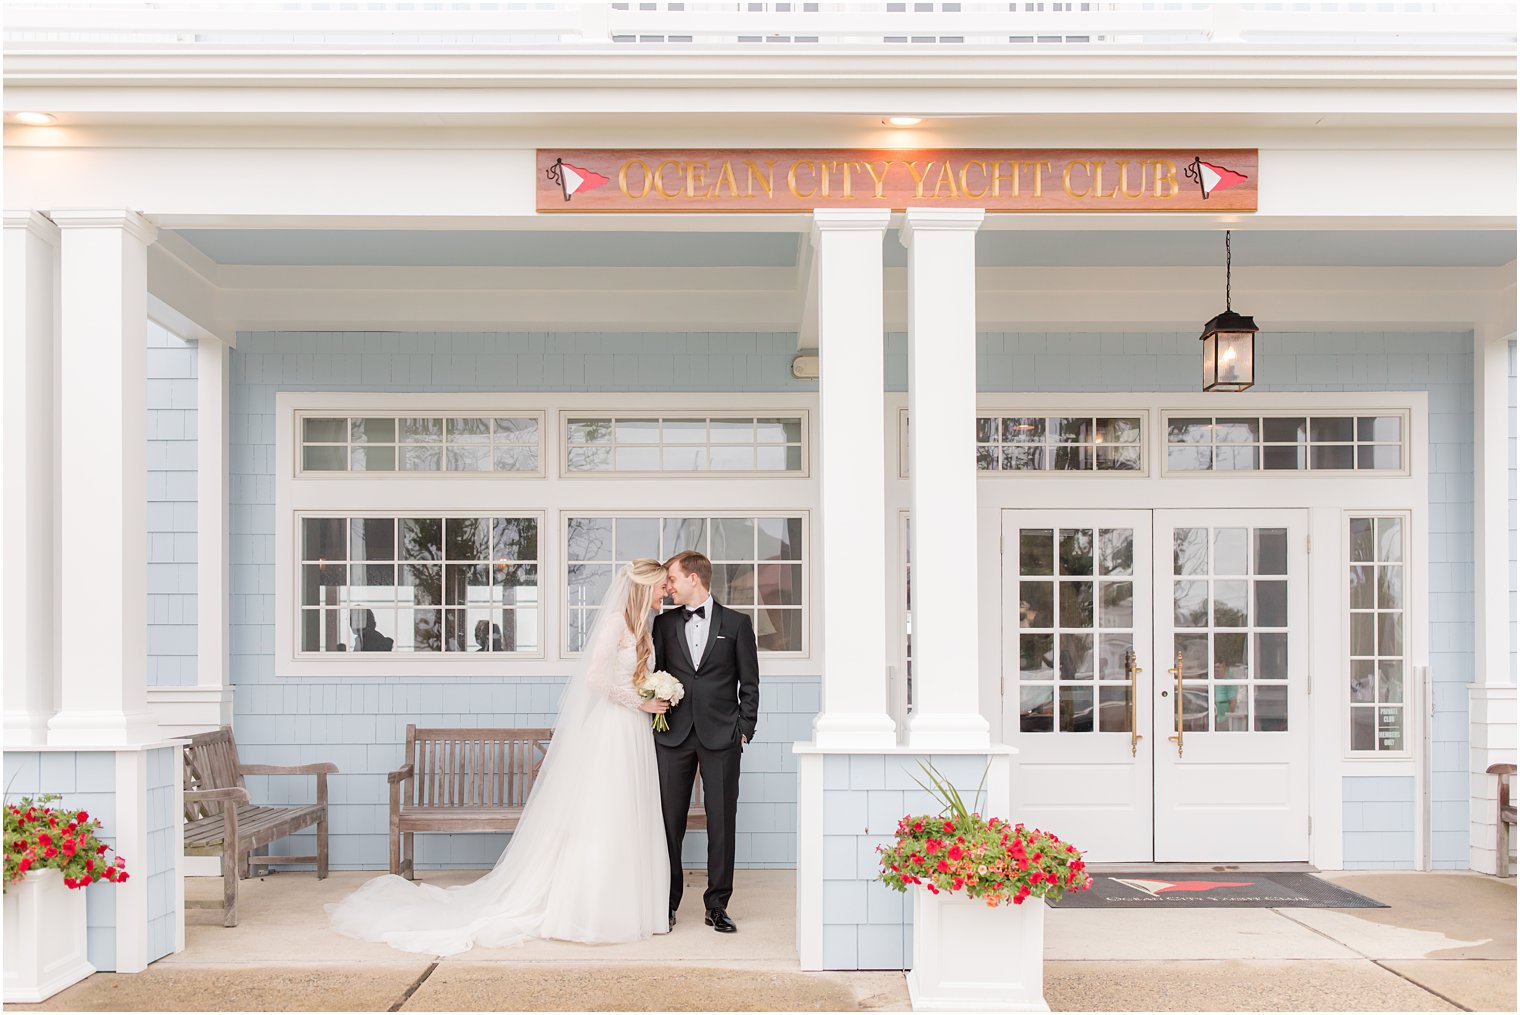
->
<box><xmin>640</xmin><ymin>669</ymin><xmax>685</xmax><ymax>732</ymax></box>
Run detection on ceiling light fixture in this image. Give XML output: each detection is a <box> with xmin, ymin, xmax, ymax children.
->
<box><xmin>12</xmin><ymin>112</ymin><xmax>57</xmax><ymax>126</ymax></box>
<box><xmin>1200</xmin><ymin>230</ymin><xmax>1258</xmax><ymax>392</ymax></box>
<box><xmin>884</xmin><ymin>116</ymin><xmax>923</xmax><ymax>127</ymax></box>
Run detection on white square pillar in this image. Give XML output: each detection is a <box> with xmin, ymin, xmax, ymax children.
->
<box><xmin>811</xmin><ymin>208</ymin><xmax>897</xmax><ymax>750</ymax></box>
<box><xmin>3</xmin><ymin>212</ymin><xmax>60</xmax><ymax>745</ymax></box>
<box><xmin>196</xmin><ymin>336</ymin><xmax>234</xmax><ymax>720</ymax></box>
<box><xmin>899</xmin><ymin>208</ymin><xmax>990</xmax><ymax>750</ymax></box>
<box><xmin>47</xmin><ymin>210</ymin><xmax>161</xmax><ymax>747</ymax></box>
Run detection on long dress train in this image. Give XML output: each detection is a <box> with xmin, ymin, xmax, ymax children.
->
<box><xmin>326</xmin><ymin>629</ymin><xmax>669</xmax><ymax>955</ymax></box>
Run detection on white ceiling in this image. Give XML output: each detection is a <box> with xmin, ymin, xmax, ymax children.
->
<box><xmin>170</xmin><ymin>227</ymin><xmax>1516</xmax><ymax>269</ymax></box>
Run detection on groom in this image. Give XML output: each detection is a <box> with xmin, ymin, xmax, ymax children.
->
<box><xmin>653</xmin><ymin>550</ymin><xmax>760</xmax><ymax>934</ymax></box>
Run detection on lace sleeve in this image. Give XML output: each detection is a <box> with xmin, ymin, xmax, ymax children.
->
<box><xmin>587</xmin><ymin>628</ymin><xmax>645</xmax><ymax>711</ymax></box>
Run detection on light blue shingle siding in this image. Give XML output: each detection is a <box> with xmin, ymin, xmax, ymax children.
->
<box><xmin>146</xmin><ymin>321</ymin><xmax>199</xmax><ymax>688</ymax></box>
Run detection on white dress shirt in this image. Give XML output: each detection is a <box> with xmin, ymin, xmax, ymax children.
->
<box><xmin>685</xmin><ymin>594</ymin><xmax>715</xmax><ymax>665</ymax></box>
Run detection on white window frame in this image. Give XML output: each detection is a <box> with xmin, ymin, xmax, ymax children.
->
<box><xmin>897</xmin><ymin>407</ymin><xmax>1152</xmax><ymax>479</ymax></box>
<box><xmin>559</xmin><ymin>509</ymin><xmax>811</xmax><ymax>659</ymax></box>
<box><xmin>556</xmin><ymin>410</ymin><xmax>811</xmax><ymax>479</ymax></box>
<box><xmin>275</xmin><ymin>391</ymin><xmax>821</xmax><ymax>678</ymax></box>
<box><xmin>1159</xmin><ymin>409</ymin><xmax>1411</xmax><ymax>479</ymax></box>
<box><xmin>294</xmin><ymin>408</ymin><xmax>548</xmax><ymax>480</ymax></box>
<box><xmin>1341</xmin><ymin>509</ymin><xmax>1416</xmax><ymax>761</ymax></box>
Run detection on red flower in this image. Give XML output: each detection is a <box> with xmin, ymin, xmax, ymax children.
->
<box><xmin>912</xmin><ymin>821</ymin><xmax>924</xmax><ymax>832</ymax></box>
<box><xmin>79</xmin><ymin>874</ymin><xmax>93</xmax><ymax>886</ymax></box>
<box><xmin>37</xmin><ymin>832</ymin><xmax>52</xmax><ymax>848</ymax></box>
<box><xmin>927</xmin><ymin>884</ymin><xmax>939</xmax><ymax>895</ymax></box>
<box><xmin>924</xmin><ymin>838</ymin><xmax>941</xmax><ymax>855</ymax></box>
<box><xmin>942</xmin><ymin>820</ymin><xmax>956</xmax><ymax>833</ymax></box>
<box><xmin>85</xmin><ymin>859</ymin><xmax>95</xmax><ymax>873</ymax></box>
<box><xmin>910</xmin><ymin>854</ymin><xmax>925</xmax><ymax>866</ymax></box>
<box><xmin>24</xmin><ymin>809</ymin><xmax>35</xmax><ymax>822</ymax></box>
<box><xmin>118</xmin><ymin>872</ymin><xmax>129</xmax><ymax>882</ymax></box>
<box><xmin>936</xmin><ymin>859</ymin><xmax>950</xmax><ymax>873</ymax></box>
<box><xmin>11</xmin><ymin>840</ymin><xmax>27</xmax><ymax>852</ymax></box>
<box><xmin>96</xmin><ymin>844</ymin><xmax>108</xmax><ymax>855</ymax></box>
<box><xmin>17</xmin><ymin>858</ymin><xmax>32</xmax><ymax>874</ymax></box>
<box><xmin>947</xmin><ymin>845</ymin><xmax>964</xmax><ymax>862</ymax></box>
<box><xmin>64</xmin><ymin>877</ymin><xmax>77</xmax><ymax>889</ymax></box>
<box><xmin>42</xmin><ymin>846</ymin><xmax>57</xmax><ymax>859</ymax></box>
<box><xmin>952</xmin><ymin>877</ymin><xmax>965</xmax><ymax>891</ymax></box>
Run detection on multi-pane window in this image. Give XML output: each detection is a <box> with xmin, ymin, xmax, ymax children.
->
<box><xmin>1014</xmin><ymin>527</ymin><xmax>1137</xmax><ymax>733</ymax></box>
<box><xmin>565</xmin><ymin>514</ymin><xmax>804</xmax><ymax>653</ymax></box>
<box><xmin>1165</xmin><ymin>414</ymin><xmax>1403</xmax><ymax>473</ymax></box>
<box><xmin>1348</xmin><ymin>516</ymin><xmax>1405</xmax><ymax>752</ymax></box>
<box><xmin>564</xmin><ymin>415</ymin><xmax>804</xmax><ymax>473</ymax></box>
<box><xmin>977</xmin><ymin>416</ymin><xmax>1143</xmax><ymax>472</ymax></box>
<box><xmin>298</xmin><ymin>515</ymin><xmax>540</xmax><ymax>654</ymax></box>
<box><xmin>1171</xmin><ymin>526</ymin><xmax>1290</xmax><ymax>732</ymax></box>
<box><xmin>300</xmin><ymin>415</ymin><xmax>541</xmax><ymax>474</ymax></box>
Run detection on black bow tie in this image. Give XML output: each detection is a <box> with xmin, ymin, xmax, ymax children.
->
<box><xmin>683</xmin><ymin>606</ymin><xmax>706</xmax><ymax>622</ymax></box>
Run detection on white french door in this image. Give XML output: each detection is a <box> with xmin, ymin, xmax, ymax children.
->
<box><xmin>1001</xmin><ymin>509</ymin><xmax>1310</xmax><ymax>863</ymax></box>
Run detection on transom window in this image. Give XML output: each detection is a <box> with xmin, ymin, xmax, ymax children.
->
<box><xmin>1165</xmin><ymin>414</ymin><xmax>1404</xmax><ymax>473</ymax></box>
<box><xmin>565</xmin><ymin>514</ymin><xmax>805</xmax><ymax>653</ymax></box>
<box><xmin>1348</xmin><ymin>515</ymin><xmax>1406</xmax><ymax>753</ymax></box>
<box><xmin>299</xmin><ymin>414</ymin><xmax>542</xmax><ymax>474</ymax></box>
<box><xmin>977</xmin><ymin>416</ymin><xmax>1143</xmax><ymax>472</ymax></box>
<box><xmin>564</xmin><ymin>415</ymin><xmax>805</xmax><ymax>474</ymax></box>
<box><xmin>298</xmin><ymin>514</ymin><xmax>540</xmax><ymax>655</ymax></box>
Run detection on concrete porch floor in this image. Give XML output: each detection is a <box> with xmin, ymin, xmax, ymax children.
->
<box><xmin>11</xmin><ymin>869</ymin><xmax>1514</xmax><ymax>1012</ymax></box>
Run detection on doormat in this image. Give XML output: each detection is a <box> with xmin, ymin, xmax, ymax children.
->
<box><xmin>1049</xmin><ymin>872</ymin><xmax>1388</xmax><ymax>909</ymax></box>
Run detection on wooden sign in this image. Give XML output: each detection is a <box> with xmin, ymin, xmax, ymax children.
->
<box><xmin>538</xmin><ymin>149</ymin><xmax>1257</xmax><ymax>213</ymax></box>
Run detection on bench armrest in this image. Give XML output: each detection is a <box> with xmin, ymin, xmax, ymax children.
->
<box><xmin>240</xmin><ymin>762</ymin><xmax>339</xmax><ymax>776</ymax></box>
<box><xmin>185</xmin><ymin>787</ymin><xmax>251</xmax><ymax>806</ymax></box>
<box><xmin>387</xmin><ymin>763</ymin><xmax>415</xmax><ymax>785</ymax></box>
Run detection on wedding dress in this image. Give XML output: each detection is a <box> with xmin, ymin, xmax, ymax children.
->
<box><xmin>327</xmin><ymin>571</ymin><xmax>671</xmax><ymax>955</ymax></box>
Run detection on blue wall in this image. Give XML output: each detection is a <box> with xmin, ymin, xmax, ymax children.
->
<box><xmin>146</xmin><ymin>321</ymin><xmax>199</xmax><ymax>688</ymax></box>
<box><xmin>140</xmin><ymin>328</ymin><xmax>1476</xmax><ymax>870</ymax></box>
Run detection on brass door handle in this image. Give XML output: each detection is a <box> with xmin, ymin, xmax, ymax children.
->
<box><xmin>1127</xmin><ymin>650</ymin><xmax>1143</xmax><ymax>757</ymax></box>
<box><xmin>1166</xmin><ymin>651</ymin><xmax>1184</xmax><ymax>757</ymax></box>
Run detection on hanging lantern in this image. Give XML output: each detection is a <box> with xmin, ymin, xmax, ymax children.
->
<box><xmin>1200</xmin><ymin>231</ymin><xmax>1257</xmax><ymax>392</ymax></box>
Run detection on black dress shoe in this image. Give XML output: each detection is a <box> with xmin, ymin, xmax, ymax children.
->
<box><xmin>668</xmin><ymin>909</ymin><xmax>677</xmax><ymax>931</ymax></box>
<box><xmin>704</xmin><ymin>907</ymin><xmax>737</xmax><ymax>933</ymax></box>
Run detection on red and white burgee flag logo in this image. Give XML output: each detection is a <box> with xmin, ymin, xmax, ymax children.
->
<box><xmin>1113</xmin><ymin>878</ymin><xmax>1255</xmax><ymax>896</ymax></box>
<box><xmin>546</xmin><ymin>158</ymin><xmax>610</xmax><ymax>201</ymax></box>
<box><xmin>1184</xmin><ymin>157</ymin><xmax>1249</xmax><ymax>199</ymax></box>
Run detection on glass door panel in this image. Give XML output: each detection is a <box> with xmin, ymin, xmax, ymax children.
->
<box><xmin>1153</xmin><ymin>510</ymin><xmax>1310</xmax><ymax>862</ymax></box>
<box><xmin>1002</xmin><ymin>511</ymin><xmax>1153</xmax><ymax>862</ymax></box>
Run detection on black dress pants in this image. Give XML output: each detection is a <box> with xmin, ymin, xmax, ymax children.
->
<box><xmin>656</xmin><ymin>729</ymin><xmax>742</xmax><ymax>913</ymax></box>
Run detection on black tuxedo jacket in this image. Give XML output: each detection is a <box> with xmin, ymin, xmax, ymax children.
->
<box><xmin>652</xmin><ymin>601</ymin><xmax>760</xmax><ymax>751</ymax></box>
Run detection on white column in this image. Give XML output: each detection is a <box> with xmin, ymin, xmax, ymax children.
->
<box><xmin>810</xmin><ymin>208</ymin><xmax>896</xmax><ymax>749</ymax></box>
<box><xmin>900</xmin><ymin>208</ymin><xmax>991</xmax><ymax>750</ymax></box>
<box><xmin>196</xmin><ymin>335</ymin><xmax>234</xmax><ymax>720</ymax></box>
<box><xmin>1474</xmin><ymin>323</ymin><xmax>1516</xmax><ymax>691</ymax></box>
<box><xmin>47</xmin><ymin>210</ymin><xmax>161</xmax><ymax>746</ymax></box>
<box><xmin>3</xmin><ymin>212</ymin><xmax>60</xmax><ymax>745</ymax></box>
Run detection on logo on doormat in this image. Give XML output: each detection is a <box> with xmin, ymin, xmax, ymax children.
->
<box><xmin>1112</xmin><ymin>878</ymin><xmax>1256</xmax><ymax>896</ymax></box>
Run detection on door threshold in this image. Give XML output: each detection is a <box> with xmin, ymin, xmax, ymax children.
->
<box><xmin>1088</xmin><ymin>861</ymin><xmax>1319</xmax><ymax>873</ymax></box>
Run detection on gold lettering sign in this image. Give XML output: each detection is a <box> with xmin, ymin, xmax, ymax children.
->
<box><xmin>540</xmin><ymin>149</ymin><xmax>1257</xmax><ymax>212</ymax></box>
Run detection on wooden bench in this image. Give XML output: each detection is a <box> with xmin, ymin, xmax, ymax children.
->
<box><xmin>1487</xmin><ymin>763</ymin><xmax>1516</xmax><ymax>878</ymax></box>
<box><xmin>388</xmin><ymin>725</ymin><xmax>707</xmax><ymax>879</ymax></box>
<box><xmin>182</xmin><ymin>725</ymin><xmax>337</xmax><ymax>927</ymax></box>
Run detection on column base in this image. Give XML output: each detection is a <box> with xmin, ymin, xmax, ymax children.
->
<box><xmin>811</xmin><ymin>712</ymin><xmax>898</xmax><ymax>750</ymax></box>
<box><xmin>905</xmin><ymin>712</ymin><xmax>991</xmax><ymax>751</ymax></box>
<box><xmin>47</xmin><ymin>709</ymin><xmax>162</xmax><ymax>747</ymax></box>
<box><xmin>3</xmin><ymin>712</ymin><xmax>54</xmax><ymax>748</ymax></box>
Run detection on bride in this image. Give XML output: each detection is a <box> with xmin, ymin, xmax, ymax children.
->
<box><xmin>327</xmin><ymin>559</ymin><xmax>674</xmax><ymax>955</ymax></box>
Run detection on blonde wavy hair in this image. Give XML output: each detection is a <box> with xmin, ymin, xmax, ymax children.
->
<box><xmin>623</xmin><ymin>558</ymin><xmax>668</xmax><ymax>689</ymax></box>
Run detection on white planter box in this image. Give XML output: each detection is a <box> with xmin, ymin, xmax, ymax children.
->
<box><xmin>3</xmin><ymin>869</ymin><xmax>96</xmax><ymax>1003</ymax></box>
<box><xmin>907</xmin><ymin>889</ymin><xmax>1048</xmax><ymax>1012</ymax></box>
